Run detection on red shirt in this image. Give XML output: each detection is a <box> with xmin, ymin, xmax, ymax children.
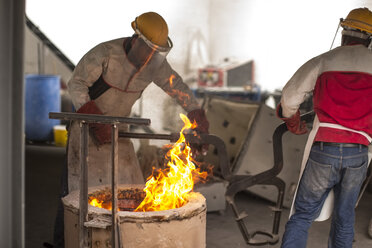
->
<box><xmin>313</xmin><ymin>71</ymin><xmax>372</xmax><ymax>145</ymax></box>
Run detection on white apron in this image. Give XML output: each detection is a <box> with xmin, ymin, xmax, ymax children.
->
<box><xmin>289</xmin><ymin>115</ymin><xmax>372</xmax><ymax>221</ymax></box>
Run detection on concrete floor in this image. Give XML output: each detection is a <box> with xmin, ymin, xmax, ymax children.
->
<box><xmin>26</xmin><ymin>144</ymin><xmax>372</xmax><ymax>248</ymax></box>
<box><xmin>206</xmin><ymin>192</ymin><xmax>372</xmax><ymax>248</ymax></box>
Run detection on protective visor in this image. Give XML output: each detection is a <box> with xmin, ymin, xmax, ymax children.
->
<box><xmin>127</xmin><ymin>29</ymin><xmax>173</xmax><ymax>70</ymax></box>
<box><xmin>134</xmin><ymin>27</ymin><xmax>173</xmax><ymax>54</ymax></box>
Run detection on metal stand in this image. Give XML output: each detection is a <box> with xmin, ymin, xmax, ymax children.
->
<box><xmin>49</xmin><ymin>112</ymin><xmax>151</xmax><ymax>248</ymax></box>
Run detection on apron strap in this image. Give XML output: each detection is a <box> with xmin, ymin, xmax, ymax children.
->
<box><xmin>319</xmin><ymin>122</ymin><xmax>372</xmax><ymax>143</ymax></box>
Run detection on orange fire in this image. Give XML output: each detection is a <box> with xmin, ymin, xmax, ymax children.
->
<box><xmin>135</xmin><ymin>114</ymin><xmax>208</xmax><ymax>212</ymax></box>
<box><xmin>88</xmin><ymin>114</ymin><xmax>208</xmax><ymax>211</ymax></box>
<box><xmin>89</xmin><ymin>198</ymin><xmax>108</xmax><ymax>209</ymax></box>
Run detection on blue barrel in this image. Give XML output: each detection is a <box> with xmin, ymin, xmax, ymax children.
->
<box><xmin>25</xmin><ymin>74</ymin><xmax>61</xmax><ymax>141</ymax></box>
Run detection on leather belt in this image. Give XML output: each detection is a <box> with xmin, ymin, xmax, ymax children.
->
<box><xmin>313</xmin><ymin>141</ymin><xmax>367</xmax><ymax>148</ymax></box>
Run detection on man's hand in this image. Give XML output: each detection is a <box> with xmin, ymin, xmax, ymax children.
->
<box><xmin>187</xmin><ymin>109</ymin><xmax>210</xmax><ymax>156</ymax></box>
<box><xmin>276</xmin><ymin>104</ymin><xmax>308</xmax><ymax>135</ymax></box>
<box><xmin>77</xmin><ymin>101</ymin><xmax>111</xmax><ymax>145</ymax></box>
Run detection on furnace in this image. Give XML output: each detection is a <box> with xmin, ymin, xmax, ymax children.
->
<box><xmin>63</xmin><ymin>185</ymin><xmax>207</xmax><ymax>248</ymax></box>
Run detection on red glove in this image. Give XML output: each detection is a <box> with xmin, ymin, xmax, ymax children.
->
<box><xmin>187</xmin><ymin>109</ymin><xmax>209</xmax><ymax>134</ymax></box>
<box><xmin>77</xmin><ymin>101</ymin><xmax>111</xmax><ymax>145</ymax></box>
<box><xmin>276</xmin><ymin>104</ymin><xmax>308</xmax><ymax>135</ymax></box>
<box><xmin>187</xmin><ymin>109</ymin><xmax>210</xmax><ymax>156</ymax></box>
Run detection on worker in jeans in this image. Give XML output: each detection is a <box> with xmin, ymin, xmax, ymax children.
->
<box><xmin>52</xmin><ymin>11</ymin><xmax>209</xmax><ymax>248</ymax></box>
<box><xmin>277</xmin><ymin>8</ymin><xmax>372</xmax><ymax>248</ymax></box>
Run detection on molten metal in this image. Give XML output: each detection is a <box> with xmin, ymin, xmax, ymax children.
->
<box><xmin>88</xmin><ymin>188</ymin><xmax>145</xmax><ymax>211</ymax></box>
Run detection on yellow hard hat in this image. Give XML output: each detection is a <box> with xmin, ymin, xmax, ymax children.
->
<box><xmin>131</xmin><ymin>12</ymin><xmax>169</xmax><ymax>47</ymax></box>
<box><xmin>341</xmin><ymin>8</ymin><xmax>372</xmax><ymax>34</ymax></box>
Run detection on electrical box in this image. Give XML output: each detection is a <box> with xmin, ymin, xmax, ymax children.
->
<box><xmin>197</xmin><ymin>60</ymin><xmax>254</xmax><ymax>88</ymax></box>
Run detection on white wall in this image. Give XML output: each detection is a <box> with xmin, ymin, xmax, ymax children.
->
<box><xmin>25</xmin><ymin>0</ymin><xmax>211</xmax><ymax>75</ymax></box>
<box><xmin>24</xmin><ymin>27</ymin><xmax>73</xmax><ymax>85</ymax></box>
<box><xmin>209</xmin><ymin>0</ymin><xmax>372</xmax><ymax>92</ymax></box>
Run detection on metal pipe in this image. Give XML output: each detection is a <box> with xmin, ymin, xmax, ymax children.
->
<box><xmin>49</xmin><ymin>112</ymin><xmax>151</xmax><ymax>126</ymax></box>
<box><xmin>79</xmin><ymin>122</ymin><xmax>89</xmax><ymax>248</ymax></box>
<box><xmin>111</xmin><ymin>124</ymin><xmax>119</xmax><ymax>248</ymax></box>
<box><xmin>0</xmin><ymin>0</ymin><xmax>25</xmax><ymax>247</ymax></box>
<box><xmin>119</xmin><ymin>132</ymin><xmax>179</xmax><ymax>142</ymax></box>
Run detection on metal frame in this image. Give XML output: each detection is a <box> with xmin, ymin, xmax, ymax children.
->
<box><xmin>49</xmin><ymin>112</ymin><xmax>150</xmax><ymax>248</ymax></box>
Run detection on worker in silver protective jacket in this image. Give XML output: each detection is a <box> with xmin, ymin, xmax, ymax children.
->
<box><xmin>66</xmin><ymin>11</ymin><xmax>209</xmax><ymax>192</ymax></box>
<box><xmin>52</xmin><ymin>12</ymin><xmax>209</xmax><ymax>248</ymax></box>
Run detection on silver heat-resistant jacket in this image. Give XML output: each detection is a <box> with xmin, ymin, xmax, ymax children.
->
<box><xmin>67</xmin><ymin>37</ymin><xmax>200</xmax><ymax>193</ymax></box>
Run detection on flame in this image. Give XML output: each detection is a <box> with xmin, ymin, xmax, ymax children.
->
<box><xmin>89</xmin><ymin>198</ymin><xmax>110</xmax><ymax>210</ymax></box>
<box><xmin>135</xmin><ymin>113</ymin><xmax>208</xmax><ymax>212</ymax></box>
<box><xmin>88</xmin><ymin>114</ymin><xmax>209</xmax><ymax>212</ymax></box>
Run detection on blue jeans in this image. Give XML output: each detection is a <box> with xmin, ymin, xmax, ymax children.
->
<box><xmin>281</xmin><ymin>143</ymin><xmax>368</xmax><ymax>248</ymax></box>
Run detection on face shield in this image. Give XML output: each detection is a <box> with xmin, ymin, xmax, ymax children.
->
<box><xmin>127</xmin><ymin>29</ymin><xmax>173</xmax><ymax>70</ymax></box>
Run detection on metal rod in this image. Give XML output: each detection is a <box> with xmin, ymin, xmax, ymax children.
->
<box><xmin>49</xmin><ymin>112</ymin><xmax>151</xmax><ymax>126</ymax></box>
<box><xmin>111</xmin><ymin>124</ymin><xmax>119</xmax><ymax>248</ymax></box>
<box><xmin>79</xmin><ymin>122</ymin><xmax>89</xmax><ymax>248</ymax></box>
<box><xmin>330</xmin><ymin>19</ymin><xmax>342</xmax><ymax>50</ymax></box>
<box><xmin>119</xmin><ymin>132</ymin><xmax>179</xmax><ymax>142</ymax></box>
<box><xmin>271</xmin><ymin>177</ymin><xmax>285</xmax><ymax>235</ymax></box>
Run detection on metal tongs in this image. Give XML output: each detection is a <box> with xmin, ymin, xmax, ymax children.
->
<box><xmin>220</xmin><ymin>112</ymin><xmax>315</xmax><ymax>246</ymax></box>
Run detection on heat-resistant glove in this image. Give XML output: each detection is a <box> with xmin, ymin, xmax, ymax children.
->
<box><xmin>187</xmin><ymin>109</ymin><xmax>210</xmax><ymax>156</ymax></box>
<box><xmin>77</xmin><ymin>101</ymin><xmax>111</xmax><ymax>145</ymax></box>
<box><xmin>276</xmin><ymin>103</ymin><xmax>308</xmax><ymax>135</ymax></box>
